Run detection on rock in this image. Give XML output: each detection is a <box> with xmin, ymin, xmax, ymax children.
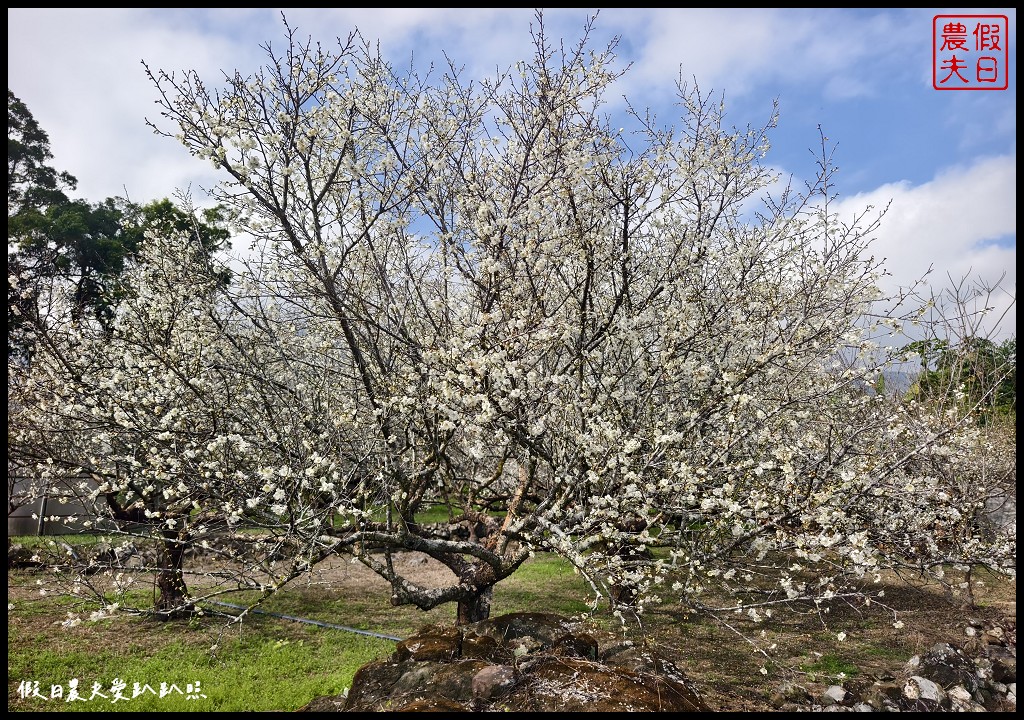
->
<box><xmin>598</xmin><ymin>638</ymin><xmax>635</xmax><ymax>662</ymax></box>
<box><xmin>918</xmin><ymin>642</ymin><xmax>979</xmax><ymax>693</ymax></box>
<box><xmin>393</xmin><ymin>697</ymin><xmax>469</xmax><ymax>712</ymax></box>
<box><xmin>821</xmin><ymin>685</ymin><xmax>847</xmax><ymax>706</ymax></box>
<box><xmin>947</xmin><ymin>684</ymin><xmax>985</xmax><ymax>712</ymax></box>
<box><xmin>297</xmin><ymin>694</ymin><xmax>348</xmax><ymax>711</ymax></box>
<box><xmin>7</xmin><ymin>543</ymin><xmax>42</xmax><ymax>569</ymax></box>
<box><xmin>861</xmin><ymin>681</ymin><xmax>903</xmax><ymax>710</ymax></box>
<box><xmin>982</xmin><ymin>630</ymin><xmax>1005</xmax><ymax>645</ymax></box>
<box><xmin>502</xmin><ymin>655</ymin><xmax>706</xmax><ymax>712</ymax></box>
<box><xmin>471</xmin><ymin>611</ymin><xmax>578</xmax><ymax>648</ymax></box>
<box><xmin>393</xmin><ymin>625</ymin><xmax>461</xmax><ymax>662</ymax></box>
<box><xmin>461</xmin><ymin>632</ymin><xmax>499</xmax><ymax>659</ymax></box>
<box><xmin>769</xmin><ymin>681</ymin><xmax>810</xmax><ymax>708</ymax></box>
<box><xmin>113</xmin><ymin>542</ymin><xmax>139</xmax><ymax>562</ymax></box>
<box><xmin>338</xmin><ymin>612</ymin><xmax>710</xmax><ymax>712</ymax></box>
<box><xmin>343</xmin><ymin>658</ymin><xmax>490</xmax><ymax>710</ymax></box>
<box><xmin>552</xmin><ymin>631</ymin><xmax>598</xmax><ymax>660</ymax></box>
<box><xmin>303</xmin><ymin>614</ymin><xmax>1017</xmax><ymax>712</ymax></box>
<box><xmin>471</xmin><ymin>664</ymin><xmax>516</xmax><ymax>701</ymax></box>
<box><xmin>987</xmin><ymin>645</ymin><xmax>1017</xmax><ymax>683</ymax></box>
<box><xmin>904</xmin><ymin>675</ymin><xmax>947</xmax><ymax>709</ymax></box>
<box><xmin>777</xmin><ymin>702</ymin><xmax>806</xmax><ymax>712</ymax></box>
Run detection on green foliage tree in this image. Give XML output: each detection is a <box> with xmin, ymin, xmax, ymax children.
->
<box><xmin>8</xmin><ymin>90</ymin><xmax>231</xmax><ymax>351</ymax></box>
<box><xmin>8</xmin><ymin>89</ymin><xmax>76</xmax><ymax>212</ymax></box>
<box><xmin>906</xmin><ymin>336</ymin><xmax>1016</xmax><ymax>422</ymax></box>
<box><xmin>7</xmin><ymin>91</ymin><xmax>233</xmax><ymax>608</ymax></box>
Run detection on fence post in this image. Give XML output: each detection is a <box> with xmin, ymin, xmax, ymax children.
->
<box><xmin>36</xmin><ymin>495</ymin><xmax>47</xmax><ymax>536</ymax></box>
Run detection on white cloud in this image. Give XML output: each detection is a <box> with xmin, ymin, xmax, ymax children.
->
<box><xmin>8</xmin><ymin>9</ymin><xmax>267</xmax><ymax>202</ymax></box>
<box><xmin>609</xmin><ymin>8</ymin><xmax>909</xmax><ymax>104</ymax></box>
<box><xmin>832</xmin><ymin>154</ymin><xmax>1016</xmax><ymax>339</ymax></box>
<box><xmin>7</xmin><ymin>8</ymin><xmax>1015</xmax><ymax>346</ymax></box>
<box><xmin>6</xmin><ymin>8</ymin><xmax>585</xmax><ymax>203</ymax></box>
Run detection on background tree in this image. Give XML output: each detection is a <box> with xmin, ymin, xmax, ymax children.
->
<box><xmin>11</xmin><ymin>14</ymin><xmax>1015</xmax><ymax>627</ymax></box>
<box><xmin>7</xmin><ymin>92</ymin><xmax>233</xmax><ymax>609</ymax></box>
<box><xmin>895</xmin><ymin>279</ymin><xmax>1016</xmax><ymax>604</ymax></box>
<box><xmin>8</xmin><ymin>89</ymin><xmax>76</xmax><ymax>214</ymax></box>
<box><xmin>8</xmin><ymin>90</ymin><xmax>231</xmax><ymax>351</ymax></box>
<box><xmin>907</xmin><ymin>336</ymin><xmax>1015</xmax><ymax>422</ymax></box>
<box><xmin>9</xmin><ymin>89</ymin><xmax>78</xmax><ymax>357</ymax></box>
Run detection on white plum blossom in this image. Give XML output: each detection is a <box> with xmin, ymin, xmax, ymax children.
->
<box><xmin>8</xmin><ymin>12</ymin><xmax>1014</xmax><ymax>628</ymax></box>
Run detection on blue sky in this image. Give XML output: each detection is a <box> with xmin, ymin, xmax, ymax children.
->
<box><xmin>7</xmin><ymin>8</ymin><xmax>1016</xmax><ymax>335</ymax></box>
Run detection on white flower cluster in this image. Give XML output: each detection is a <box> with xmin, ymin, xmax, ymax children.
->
<box><xmin>9</xmin><ymin>20</ymin><xmax>1014</xmax><ymax>624</ymax></box>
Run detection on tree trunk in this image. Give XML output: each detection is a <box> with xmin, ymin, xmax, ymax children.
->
<box><xmin>155</xmin><ymin>530</ymin><xmax>192</xmax><ymax>618</ymax></box>
<box><xmin>608</xmin><ymin>516</ymin><xmax>653</xmax><ymax>608</ymax></box>
<box><xmin>457</xmin><ymin>585</ymin><xmax>493</xmax><ymax>625</ymax></box>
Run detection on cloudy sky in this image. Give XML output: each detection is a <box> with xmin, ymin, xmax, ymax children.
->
<box><xmin>8</xmin><ymin>8</ymin><xmax>1016</xmax><ymax>337</ymax></box>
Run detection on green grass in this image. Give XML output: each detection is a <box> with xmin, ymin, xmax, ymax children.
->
<box><xmin>864</xmin><ymin>643</ymin><xmax>911</xmax><ymax>660</ymax></box>
<box><xmin>800</xmin><ymin>653</ymin><xmax>860</xmax><ymax>681</ymax></box>
<box><xmin>11</xmin><ymin>549</ymin><xmax>1015</xmax><ymax>711</ymax></box>
<box><xmin>8</xmin><ymin>605</ymin><xmax>393</xmax><ymax>711</ymax></box>
<box><xmin>222</xmin><ymin>552</ymin><xmax>593</xmax><ymax>635</ymax></box>
<box><xmin>9</xmin><ymin>534</ymin><xmax>114</xmax><ymax>550</ymax></box>
<box><xmin>224</xmin><ymin>585</ymin><xmax>459</xmax><ymax>641</ymax></box>
<box><xmin>8</xmin><ymin>552</ymin><xmax>590</xmax><ymax>711</ymax></box>
<box><xmin>413</xmin><ymin>504</ymin><xmax>459</xmax><ymax>524</ymax></box>
<box><xmin>355</xmin><ymin>502</ymin><xmax>506</xmax><ymax>526</ymax></box>
<box><xmin>494</xmin><ymin>553</ymin><xmax>598</xmax><ymax>617</ymax></box>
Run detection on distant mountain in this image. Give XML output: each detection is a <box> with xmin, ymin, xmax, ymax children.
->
<box><xmin>880</xmin><ymin>368</ymin><xmax>916</xmax><ymax>396</ymax></box>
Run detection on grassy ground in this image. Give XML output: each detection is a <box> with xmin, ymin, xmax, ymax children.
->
<box><xmin>6</xmin><ymin>552</ymin><xmax>597</xmax><ymax>712</ymax></box>
<box><xmin>7</xmin><ymin>550</ymin><xmax>1016</xmax><ymax>712</ymax></box>
<box><xmin>8</xmin><ymin>594</ymin><xmax>390</xmax><ymax>711</ymax></box>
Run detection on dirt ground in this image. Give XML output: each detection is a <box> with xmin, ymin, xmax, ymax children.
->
<box><xmin>8</xmin><ymin>548</ymin><xmax>1017</xmax><ymax>712</ymax></box>
<box><xmin>236</xmin><ymin>553</ymin><xmax>1018</xmax><ymax>711</ymax></box>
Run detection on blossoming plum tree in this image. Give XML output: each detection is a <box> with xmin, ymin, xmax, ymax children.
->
<box><xmin>10</xmin><ymin>13</ymin><xmax>1014</xmax><ymax>626</ymax></box>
